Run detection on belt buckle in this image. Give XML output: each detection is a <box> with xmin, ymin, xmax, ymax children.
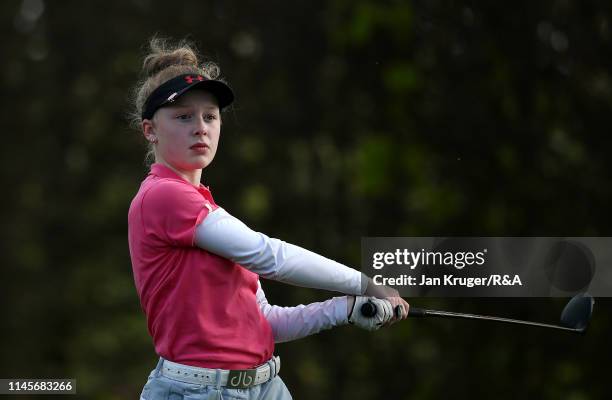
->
<box><xmin>227</xmin><ymin>369</ymin><xmax>257</xmax><ymax>389</ymax></box>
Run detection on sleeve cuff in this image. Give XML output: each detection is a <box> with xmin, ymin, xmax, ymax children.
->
<box><xmin>332</xmin><ymin>296</ymin><xmax>349</xmax><ymax>325</ymax></box>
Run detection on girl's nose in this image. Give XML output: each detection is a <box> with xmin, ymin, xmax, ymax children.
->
<box><xmin>194</xmin><ymin>117</ymin><xmax>208</xmax><ymax>136</ymax></box>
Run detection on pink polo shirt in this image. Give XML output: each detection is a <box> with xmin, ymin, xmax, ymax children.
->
<box><xmin>128</xmin><ymin>163</ymin><xmax>274</xmax><ymax>369</ymax></box>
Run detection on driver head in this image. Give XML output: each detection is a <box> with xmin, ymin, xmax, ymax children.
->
<box><xmin>560</xmin><ymin>293</ymin><xmax>595</xmax><ymax>332</ymax></box>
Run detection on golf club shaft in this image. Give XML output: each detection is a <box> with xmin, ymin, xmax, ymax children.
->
<box><xmin>409</xmin><ymin>307</ymin><xmax>582</xmax><ymax>332</ymax></box>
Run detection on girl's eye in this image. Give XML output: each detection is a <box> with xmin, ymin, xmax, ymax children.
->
<box><xmin>175</xmin><ymin>113</ymin><xmax>217</xmax><ymax>121</ymax></box>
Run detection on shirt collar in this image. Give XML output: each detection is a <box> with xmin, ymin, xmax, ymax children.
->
<box><xmin>149</xmin><ymin>163</ymin><xmax>210</xmax><ymax>190</ymax></box>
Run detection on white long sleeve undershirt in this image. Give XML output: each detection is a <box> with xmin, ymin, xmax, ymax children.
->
<box><xmin>193</xmin><ymin>207</ymin><xmax>360</xmax><ymax>342</ymax></box>
<box><xmin>194</xmin><ymin>207</ymin><xmax>364</xmax><ymax>295</ymax></box>
<box><xmin>256</xmin><ymin>281</ymin><xmax>349</xmax><ymax>343</ymax></box>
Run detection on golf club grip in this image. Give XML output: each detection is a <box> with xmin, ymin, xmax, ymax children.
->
<box><xmin>360</xmin><ymin>302</ymin><xmax>377</xmax><ymax>317</ymax></box>
<box><xmin>408</xmin><ymin>307</ymin><xmax>426</xmax><ymax>317</ymax></box>
<box><xmin>360</xmin><ymin>302</ymin><xmax>403</xmax><ymax>318</ymax></box>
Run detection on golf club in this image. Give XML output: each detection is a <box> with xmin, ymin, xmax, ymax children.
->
<box><xmin>360</xmin><ymin>293</ymin><xmax>594</xmax><ymax>334</ymax></box>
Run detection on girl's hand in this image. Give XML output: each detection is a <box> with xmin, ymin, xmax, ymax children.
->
<box><xmin>347</xmin><ymin>296</ymin><xmax>394</xmax><ymax>331</ymax></box>
<box><xmin>362</xmin><ymin>278</ymin><xmax>410</xmax><ymax>325</ymax></box>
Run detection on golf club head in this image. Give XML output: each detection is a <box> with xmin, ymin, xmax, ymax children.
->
<box><xmin>560</xmin><ymin>293</ymin><xmax>594</xmax><ymax>333</ymax></box>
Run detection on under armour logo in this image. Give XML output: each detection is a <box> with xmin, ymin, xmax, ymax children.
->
<box><xmin>185</xmin><ymin>75</ymin><xmax>205</xmax><ymax>84</ymax></box>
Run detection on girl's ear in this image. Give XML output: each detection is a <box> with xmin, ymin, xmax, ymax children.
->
<box><xmin>142</xmin><ymin>119</ymin><xmax>157</xmax><ymax>143</ymax></box>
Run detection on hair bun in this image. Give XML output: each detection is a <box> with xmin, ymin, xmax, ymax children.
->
<box><xmin>142</xmin><ymin>37</ymin><xmax>199</xmax><ymax>78</ymax></box>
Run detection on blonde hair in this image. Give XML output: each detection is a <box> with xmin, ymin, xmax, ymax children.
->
<box><xmin>128</xmin><ymin>37</ymin><xmax>224</xmax><ymax>163</ymax></box>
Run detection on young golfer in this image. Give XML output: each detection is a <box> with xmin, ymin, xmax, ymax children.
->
<box><xmin>128</xmin><ymin>38</ymin><xmax>409</xmax><ymax>400</ymax></box>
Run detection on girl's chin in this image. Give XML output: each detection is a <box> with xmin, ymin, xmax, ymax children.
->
<box><xmin>190</xmin><ymin>157</ymin><xmax>213</xmax><ymax>170</ymax></box>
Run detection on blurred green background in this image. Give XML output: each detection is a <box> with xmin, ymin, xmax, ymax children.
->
<box><xmin>1</xmin><ymin>0</ymin><xmax>611</xmax><ymax>398</ymax></box>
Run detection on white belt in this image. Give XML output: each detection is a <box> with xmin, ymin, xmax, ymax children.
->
<box><xmin>160</xmin><ymin>356</ymin><xmax>280</xmax><ymax>389</ymax></box>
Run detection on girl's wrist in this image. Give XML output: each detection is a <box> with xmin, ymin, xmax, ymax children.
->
<box><xmin>346</xmin><ymin>295</ymin><xmax>356</xmax><ymax>318</ymax></box>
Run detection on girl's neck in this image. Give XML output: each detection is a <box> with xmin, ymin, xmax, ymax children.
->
<box><xmin>159</xmin><ymin>160</ymin><xmax>202</xmax><ymax>187</ymax></box>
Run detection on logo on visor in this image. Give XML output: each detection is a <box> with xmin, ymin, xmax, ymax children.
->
<box><xmin>184</xmin><ymin>75</ymin><xmax>205</xmax><ymax>84</ymax></box>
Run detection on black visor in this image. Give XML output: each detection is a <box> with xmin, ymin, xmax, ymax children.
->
<box><xmin>141</xmin><ymin>74</ymin><xmax>234</xmax><ymax>120</ymax></box>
